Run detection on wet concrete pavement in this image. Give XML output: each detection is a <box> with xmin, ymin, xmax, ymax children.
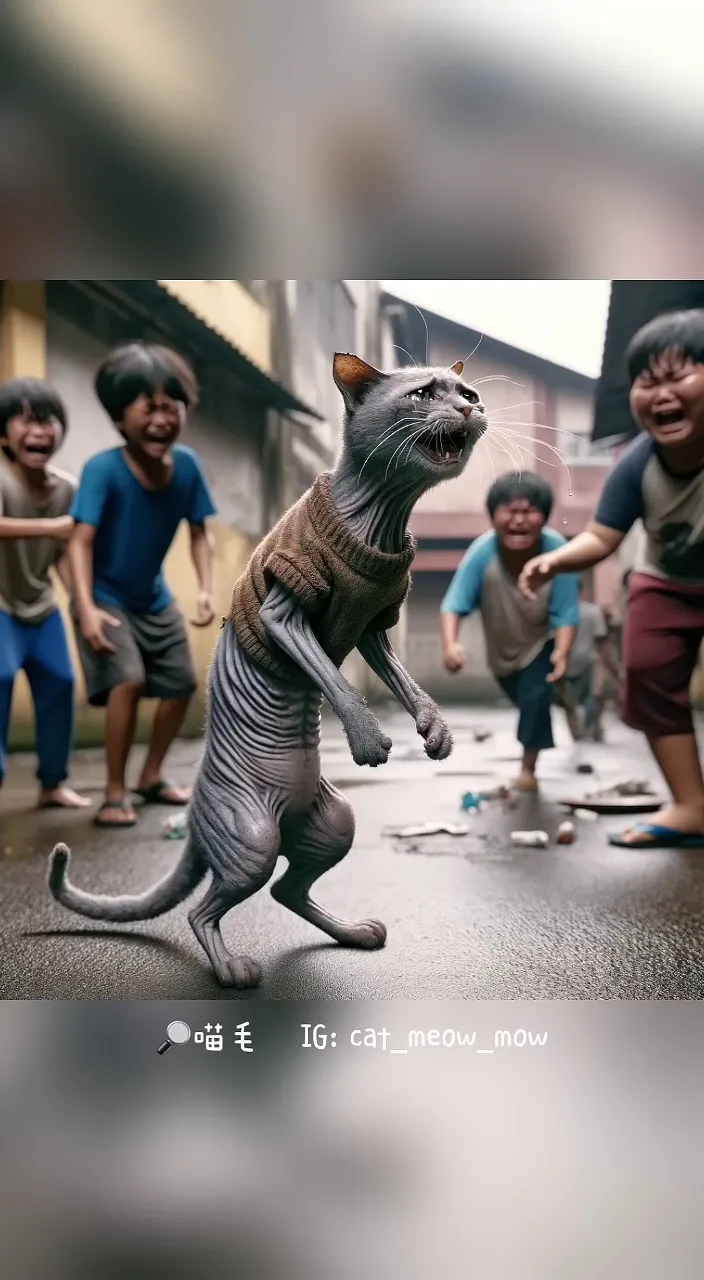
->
<box><xmin>2</xmin><ymin>704</ymin><xmax>704</xmax><ymax>1000</ymax></box>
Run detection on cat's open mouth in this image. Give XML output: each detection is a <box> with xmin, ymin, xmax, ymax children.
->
<box><xmin>414</xmin><ymin>424</ymin><xmax>468</xmax><ymax>465</ymax></box>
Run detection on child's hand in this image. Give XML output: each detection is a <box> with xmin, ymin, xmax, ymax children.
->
<box><xmin>52</xmin><ymin>515</ymin><xmax>75</xmax><ymax>542</ymax></box>
<box><xmin>191</xmin><ymin>590</ymin><xmax>216</xmax><ymax>628</ymax></box>
<box><xmin>547</xmin><ymin>650</ymin><xmax>568</xmax><ymax>683</ymax></box>
<box><xmin>80</xmin><ymin>605</ymin><xmax>121</xmax><ymax>653</ymax></box>
<box><xmin>443</xmin><ymin>641</ymin><xmax>465</xmax><ymax>673</ymax></box>
<box><xmin>518</xmin><ymin>553</ymin><xmax>559</xmax><ymax>601</ymax></box>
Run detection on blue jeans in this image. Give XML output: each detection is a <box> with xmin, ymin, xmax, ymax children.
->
<box><xmin>0</xmin><ymin>609</ymin><xmax>76</xmax><ymax>789</ymax></box>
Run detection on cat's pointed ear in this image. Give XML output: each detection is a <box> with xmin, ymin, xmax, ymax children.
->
<box><xmin>333</xmin><ymin>353</ymin><xmax>386</xmax><ymax>412</ymax></box>
<box><xmin>450</xmin><ymin>360</ymin><xmax>464</xmax><ymax>377</ymax></box>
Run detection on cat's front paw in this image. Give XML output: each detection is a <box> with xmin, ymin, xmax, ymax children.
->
<box><xmin>344</xmin><ymin>708</ymin><xmax>392</xmax><ymax>767</ymax></box>
<box><xmin>415</xmin><ymin>701</ymin><xmax>453</xmax><ymax>760</ymax></box>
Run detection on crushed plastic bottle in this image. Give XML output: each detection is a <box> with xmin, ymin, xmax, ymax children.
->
<box><xmin>510</xmin><ymin>830</ymin><xmax>549</xmax><ymax>848</ymax></box>
<box><xmin>162</xmin><ymin>812</ymin><xmax>187</xmax><ymax>839</ymax></box>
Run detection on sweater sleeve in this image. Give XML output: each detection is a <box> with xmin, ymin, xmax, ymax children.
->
<box><xmin>260</xmin><ymin>491</ymin><xmax>334</xmax><ymax>611</ymax></box>
<box><xmin>262</xmin><ymin>548</ymin><xmax>332</xmax><ymax>610</ymax></box>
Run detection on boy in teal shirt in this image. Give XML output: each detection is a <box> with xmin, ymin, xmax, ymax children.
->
<box><xmin>441</xmin><ymin>472</ymin><xmax>579</xmax><ymax>791</ymax></box>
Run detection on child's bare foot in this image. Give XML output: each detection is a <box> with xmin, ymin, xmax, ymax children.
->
<box><xmin>38</xmin><ymin>786</ymin><xmax>91</xmax><ymax>810</ymax></box>
<box><xmin>513</xmin><ymin>771</ymin><xmax>539</xmax><ymax>793</ymax></box>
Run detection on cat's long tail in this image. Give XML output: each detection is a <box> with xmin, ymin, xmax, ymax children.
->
<box><xmin>48</xmin><ymin>839</ymin><xmax>206</xmax><ymax>921</ymax></box>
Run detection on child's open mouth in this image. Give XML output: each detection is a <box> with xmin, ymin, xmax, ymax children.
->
<box><xmin>23</xmin><ymin>443</ymin><xmax>52</xmax><ymax>456</ymax></box>
<box><xmin>652</xmin><ymin>409</ymin><xmax>686</xmax><ymax>428</ymax></box>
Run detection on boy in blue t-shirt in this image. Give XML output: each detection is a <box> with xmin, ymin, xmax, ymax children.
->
<box><xmin>440</xmin><ymin>472</ymin><xmax>579</xmax><ymax>791</ymax></box>
<box><xmin>69</xmin><ymin>342</ymin><xmax>217</xmax><ymax>827</ymax></box>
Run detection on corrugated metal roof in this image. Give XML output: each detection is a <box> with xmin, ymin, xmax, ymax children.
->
<box><xmin>117</xmin><ymin>280</ymin><xmax>323</xmax><ymax>421</ymax></box>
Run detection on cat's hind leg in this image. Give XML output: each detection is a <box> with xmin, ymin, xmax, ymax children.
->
<box><xmin>188</xmin><ymin>805</ymin><xmax>281</xmax><ymax>988</ymax></box>
<box><xmin>271</xmin><ymin>776</ymin><xmax>386</xmax><ymax>949</ymax></box>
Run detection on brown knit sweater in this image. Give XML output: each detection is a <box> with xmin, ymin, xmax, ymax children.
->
<box><xmin>229</xmin><ymin>472</ymin><xmax>416</xmax><ymax>683</ymax></box>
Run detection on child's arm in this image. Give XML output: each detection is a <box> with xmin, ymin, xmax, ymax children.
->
<box><xmin>0</xmin><ymin>513</ymin><xmax>74</xmax><ymax>541</ymax></box>
<box><xmin>67</xmin><ymin>457</ymin><xmax>121</xmax><ymax>653</ymax></box>
<box><xmin>53</xmin><ymin>552</ymin><xmax>73</xmax><ymax>595</ymax></box>
<box><xmin>519</xmin><ymin>441</ymin><xmax>648</xmax><ymax>601</ymax></box>
<box><xmin>184</xmin><ymin>450</ymin><xmax>217</xmax><ymax>627</ymax></box>
<box><xmin>520</xmin><ymin>524</ymin><xmax>625</xmax><ymax>600</ymax></box>
<box><xmin>546</xmin><ymin>561</ymin><xmax>580</xmax><ymax>681</ymax></box>
<box><xmin>439</xmin><ymin>532</ymin><xmax>495</xmax><ymax>672</ymax></box>
<box><xmin>188</xmin><ymin>522</ymin><xmax>216</xmax><ymax>627</ymax></box>
<box><xmin>67</xmin><ymin>524</ymin><xmax>119</xmax><ymax>653</ymax></box>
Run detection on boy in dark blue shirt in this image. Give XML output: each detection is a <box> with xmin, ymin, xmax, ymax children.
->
<box><xmin>519</xmin><ymin>309</ymin><xmax>704</xmax><ymax>847</ymax></box>
<box><xmin>69</xmin><ymin>342</ymin><xmax>217</xmax><ymax>827</ymax></box>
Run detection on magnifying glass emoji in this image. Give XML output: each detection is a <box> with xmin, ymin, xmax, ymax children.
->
<box><xmin>157</xmin><ymin>1021</ymin><xmax>191</xmax><ymax>1055</ymax></box>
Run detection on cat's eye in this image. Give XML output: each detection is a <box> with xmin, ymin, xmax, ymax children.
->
<box><xmin>407</xmin><ymin>386</ymin><xmax>434</xmax><ymax>401</ymax></box>
<box><xmin>460</xmin><ymin>389</ymin><xmax>480</xmax><ymax>403</ymax></box>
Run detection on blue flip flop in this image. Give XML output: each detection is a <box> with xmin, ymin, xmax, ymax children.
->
<box><xmin>609</xmin><ymin>823</ymin><xmax>704</xmax><ymax>849</ymax></box>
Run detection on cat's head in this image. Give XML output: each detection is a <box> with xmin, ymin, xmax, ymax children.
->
<box><xmin>332</xmin><ymin>353</ymin><xmax>487</xmax><ymax>486</ymax></box>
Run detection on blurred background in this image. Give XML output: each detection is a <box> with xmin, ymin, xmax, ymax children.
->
<box><xmin>0</xmin><ymin>0</ymin><xmax>703</xmax><ymax>275</ymax></box>
<box><xmin>1</xmin><ymin>1000</ymin><xmax>703</xmax><ymax>1279</ymax></box>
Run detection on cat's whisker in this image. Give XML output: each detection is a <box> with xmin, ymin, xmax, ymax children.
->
<box><xmin>486</xmin><ymin>400</ymin><xmax>543</xmax><ymax>416</ymax></box>
<box><xmin>388</xmin><ymin>422</ymin><xmax>434</xmax><ymax>479</ymax></box>
<box><xmin>488</xmin><ymin>417</ymin><xmax>594</xmax><ymax>448</ymax></box>
<box><xmin>410</xmin><ymin>303</ymin><xmax>430</xmax><ymax>365</ymax></box>
<box><xmin>357</xmin><ymin>416</ymin><xmax>424</xmax><ymax>479</ymax></box>
<box><xmin>473</xmin><ymin>376</ymin><xmax>526</xmax><ymax>389</ymax></box>
<box><xmin>404</xmin><ymin>419</ymin><xmax>442</xmax><ymax>466</ymax></box>
<box><xmin>391</xmin><ymin>344</ymin><xmax>417</xmax><ymax>367</ymax></box>
<box><xmin>478</xmin><ymin>435</ymin><xmax>498</xmax><ymax>487</ymax></box>
<box><xmin>459</xmin><ymin>334</ymin><xmax>484</xmax><ymax>365</ymax></box>
<box><xmin>487</xmin><ymin>434</ymin><xmax>524</xmax><ymax>480</ymax></box>
<box><xmin>496</xmin><ymin>426</ymin><xmax>571</xmax><ymax>464</ymax></box>
<box><xmin>491</xmin><ymin>428</ymin><xmax>572</xmax><ymax>486</ymax></box>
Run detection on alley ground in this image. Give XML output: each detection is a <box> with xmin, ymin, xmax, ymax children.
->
<box><xmin>2</xmin><ymin>704</ymin><xmax>704</xmax><ymax>1000</ymax></box>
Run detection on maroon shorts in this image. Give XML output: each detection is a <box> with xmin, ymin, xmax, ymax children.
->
<box><xmin>622</xmin><ymin>571</ymin><xmax>704</xmax><ymax>738</ymax></box>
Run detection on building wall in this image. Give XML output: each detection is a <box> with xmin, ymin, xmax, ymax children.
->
<box><xmin>270</xmin><ymin>279</ymin><xmax>395</xmax><ymax>701</ymax></box>
<box><xmin>406</xmin><ymin>572</ymin><xmax>501</xmax><ymax>704</ymax></box>
<box><xmin>5</xmin><ymin>283</ymin><xmax>266</xmax><ymax>749</ymax></box>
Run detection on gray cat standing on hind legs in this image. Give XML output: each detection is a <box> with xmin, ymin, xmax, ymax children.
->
<box><xmin>49</xmin><ymin>353</ymin><xmax>487</xmax><ymax>989</ymax></box>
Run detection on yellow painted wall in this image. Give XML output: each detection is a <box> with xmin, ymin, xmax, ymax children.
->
<box><xmin>158</xmin><ymin>281</ymin><xmax>272</xmax><ymax>376</ymax></box>
<box><xmin>7</xmin><ymin>520</ymin><xmax>255</xmax><ymax>749</ymax></box>
<box><xmin>1</xmin><ymin>282</ymin><xmax>46</xmax><ymax>381</ymax></box>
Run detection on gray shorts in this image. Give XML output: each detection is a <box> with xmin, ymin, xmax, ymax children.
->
<box><xmin>72</xmin><ymin>601</ymin><xmax>197</xmax><ymax>707</ymax></box>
